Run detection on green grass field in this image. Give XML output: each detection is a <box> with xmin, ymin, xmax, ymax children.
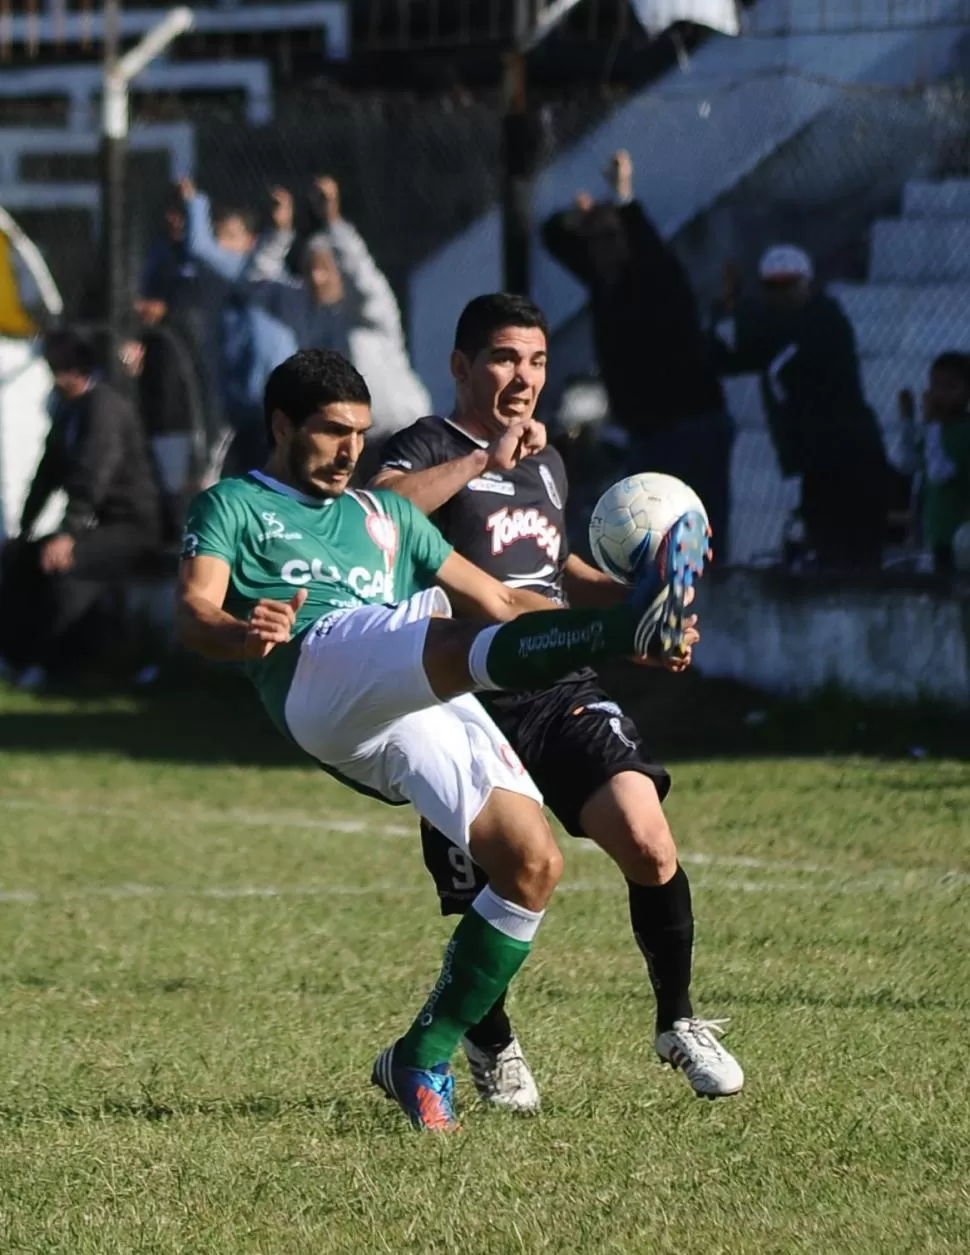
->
<box><xmin>0</xmin><ymin>669</ymin><xmax>968</xmax><ymax>1254</ymax></box>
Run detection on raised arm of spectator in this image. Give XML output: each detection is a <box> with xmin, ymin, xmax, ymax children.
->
<box><xmin>312</xmin><ymin>178</ymin><xmax>405</xmax><ymax>344</ymax></box>
<box><xmin>330</xmin><ymin>217</ymin><xmax>404</xmax><ymax>340</ymax></box>
<box><xmin>541</xmin><ymin>202</ymin><xmax>596</xmax><ymax>286</ymax></box>
<box><xmin>249</xmin><ymin>187</ymin><xmax>297</xmax><ymax>281</ymax></box>
<box><xmin>607</xmin><ymin>150</ymin><xmax>669</xmax><ymax>265</ymax></box>
<box><xmin>180</xmin><ymin>181</ymin><xmax>249</xmax><ymax>284</ymax></box>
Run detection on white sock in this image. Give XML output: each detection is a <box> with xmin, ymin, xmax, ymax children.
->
<box><xmin>467</xmin><ymin>625</ymin><xmax>502</xmax><ymax>691</ymax></box>
<box><xmin>471</xmin><ymin>884</ymin><xmax>544</xmax><ymax>943</ymax></box>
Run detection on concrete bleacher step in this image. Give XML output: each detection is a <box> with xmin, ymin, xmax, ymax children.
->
<box><xmin>870</xmin><ymin>218</ymin><xmax>970</xmax><ymax>282</ymax></box>
<box><xmin>830</xmin><ymin>281</ymin><xmax>970</xmax><ymax>356</ymax></box>
<box><xmin>902</xmin><ymin>179</ymin><xmax>970</xmax><ymax>219</ymax></box>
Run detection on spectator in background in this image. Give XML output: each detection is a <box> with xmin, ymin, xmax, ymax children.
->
<box><xmin>178</xmin><ymin>179</ymin><xmax>299</xmax><ymax>476</ymax></box>
<box><xmin>711</xmin><ymin>246</ymin><xmax>889</xmax><ymax>571</ymax></box>
<box><xmin>542</xmin><ymin>150</ymin><xmax>733</xmax><ymax>552</ymax></box>
<box><xmin>898</xmin><ymin>353</ymin><xmax>970</xmax><ymax>573</ymax></box>
<box><xmin>0</xmin><ymin>331</ymin><xmax>160</xmax><ymax>689</ymax></box>
<box><xmin>211</xmin><ymin>178</ymin><xmax>431</xmax><ymax>469</ymax></box>
<box><xmin>121</xmin><ymin>290</ymin><xmax>210</xmax><ymax>543</ymax></box>
<box><xmin>140</xmin><ymin>183</ymin><xmax>198</xmax><ymax>312</ymax></box>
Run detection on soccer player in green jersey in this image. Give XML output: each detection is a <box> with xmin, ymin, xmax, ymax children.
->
<box><xmin>176</xmin><ymin>348</ymin><xmax>707</xmax><ymax>1131</ymax></box>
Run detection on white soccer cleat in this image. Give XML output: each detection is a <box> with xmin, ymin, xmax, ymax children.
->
<box><xmin>655</xmin><ymin>1018</ymin><xmax>745</xmax><ymax>1098</ymax></box>
<box><xmin>462</xmin><ymin>1035</ymin><xmax>541</xmax><ymax>1113</ymax></box>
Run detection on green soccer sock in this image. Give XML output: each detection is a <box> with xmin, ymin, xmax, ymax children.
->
<box><xmin>395</xmin><ymin>887</ymin><xmax>543</xmax><ymax>1070</ymax></box>
<box><xmin>467</xmin><ymin>606</ymin><xmax>638</xmax><ymax>692</ymax></box>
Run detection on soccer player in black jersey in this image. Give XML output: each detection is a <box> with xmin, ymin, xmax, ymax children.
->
<box><xmin>373</xmin><ymin>293</ymin><xmax>744</xmax><ymax>1106</ymax></box>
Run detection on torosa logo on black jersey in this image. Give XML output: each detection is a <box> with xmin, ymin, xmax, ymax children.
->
<box><xmin>486</xmin><ymin>506</ymin><xmax>562</xmax><ymax>562</ymax></box>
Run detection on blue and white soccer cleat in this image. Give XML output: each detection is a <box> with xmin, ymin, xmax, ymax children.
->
<box><xmin>371</xmin><ymin>1043</ymin><xmax>461</xmax><ymax>1132</ymax></box>
<box><xmin>628</xmin><ymin>510</ymin><xmax>710</xmax><ymax>661</ymax></box>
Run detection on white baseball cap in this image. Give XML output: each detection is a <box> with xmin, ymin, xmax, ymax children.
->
<box><xmin>758</xmin><ymin>245</ymin><xmax>814</xmax><ymax>282</ymax></box>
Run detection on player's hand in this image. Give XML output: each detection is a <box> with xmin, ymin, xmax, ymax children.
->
<box><xmin>633</xmin><ymin>616</ymin><xmax>700</xmax><ymax>671</ymax></box>
<box><xmin>270</xmin><ymin>186</ymin><xmax>294</xmax><ymax>231</ymax></box>
<box><xmin>178</xmin><ymin>176</ymin><xmax>197</xmax><ymax>202</ymax></box>
<box><xmin>486</xmin><ymin>420</ymin><xmax>547</xmax><ymax>471</ymax></box>
<box><xmin>119</xmin><ymin>338</ymin><xmax>145</xmax><ymax>377</ymax></box>
<box><xmin>40</xmin><ymin>533</ymin><xmax>76</xmax><ymax>574</ymax></box>
<box><xmin>313</xmin><ymin>176</ymin><xmax>341</xmax><ymax>225</ymax></box>
<box><xmin>575</xmin><ymin>191</ymin><xmax>594</xmax><ymax>213</ymax></box>
<box><xmin>607</xmin><ymin>150</ymin><xmax>634</xmax><ymax>201</ymax></box>
<box><xmin>244</xmin><ymin>589</ymin><xmax>308</xmax><ymax>658</ymax></box>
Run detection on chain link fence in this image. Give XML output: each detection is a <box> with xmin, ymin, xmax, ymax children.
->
<box><xmin>5</xmin><ymin>64</ymin><xmax>970</xmax><ymax>566</ymax></box>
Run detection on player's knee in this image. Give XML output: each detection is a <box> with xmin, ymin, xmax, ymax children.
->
<box><xmin>470</xmin><ymin>806</ymin><xmax>563</xmax><ymax>913</ymax></box>
<box><xmin>513</xmin><ymin>836</ymin><xmax>564</xmax><ymax>911</ymax></box>
<box><xmin>619</xmin><ymin>811</ymin><xmax>678</xmax><ymax>886</ymax></box>
<box><xmin>581</xmin><ymin>773</ymin><xmax>678</xmax><ymax>886</ymax></box>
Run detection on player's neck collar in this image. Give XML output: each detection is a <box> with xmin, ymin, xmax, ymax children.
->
<box><xmin>247</xmin><ymin>469</ymin><xmax>334</xmax><ymax>507</ymax></box>
<box><xmin>443</xmin><ymin>415</ymin><xmax>489</xmax><ymax>448</ymax></box>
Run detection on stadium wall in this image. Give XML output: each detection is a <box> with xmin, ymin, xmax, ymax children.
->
<box><xmin>699</xmin><ymin>570</ymin><xmax>970</xmax><ymax>704</ymax></box>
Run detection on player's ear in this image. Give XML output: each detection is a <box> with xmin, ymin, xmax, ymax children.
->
<box><xmin>450</xmin><ymin>349</ymin><xmax>470</xmax><ymax>386</ymax></box>
<box><xmin>270</xmin><ymin>408</ymin><xmax>293</xmax><ymax>447</ymax></box>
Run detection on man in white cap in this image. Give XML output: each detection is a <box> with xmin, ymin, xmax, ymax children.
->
<box><xmin>712</xmin><ymin>244</ymin><xmax>889</xmax><ymax>570</ymax></box>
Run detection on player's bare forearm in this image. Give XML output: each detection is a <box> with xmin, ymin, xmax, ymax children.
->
<box><xmin>175</xmin><ymin>593</ymin><xmax>252</xmax><ymax>661</ymax></box>
<box><xmin>562</xmin><ymin>554</ymin><xmax>629</xmax><ymax>608</ymax></box>
<box><xmin>504</xmin><ymin>586</ymin><xmax>561</xmax><ymax>617</ymax></box>
<box><xmin>371</xmin><ymin>452</ymin><xmax>488</xmax><ymax>517</ymax></box>
<box><xmin>435</xmin><ymin>551</ymin><xmax>560</xmax><ymax>624</ymax></box>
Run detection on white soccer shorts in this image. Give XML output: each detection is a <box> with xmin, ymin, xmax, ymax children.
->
<box><xmin>283</xmin><ymin>588</ymin><xmax>543</xmax><ymax>848</ymax></box>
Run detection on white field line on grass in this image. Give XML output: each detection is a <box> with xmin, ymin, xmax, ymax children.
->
<box><xmin>0</xmin><ymin>874</ymin><xmax>963</xmax><ymax>905</ymax></box>
<box><xmin>0</xmin><ymin>796</ymin><xmax>966</xmax><ymax>896</ymax></box>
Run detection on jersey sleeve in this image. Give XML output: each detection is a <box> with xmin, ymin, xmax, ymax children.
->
<box><xmin>547</xmin><ymin>447</ymin><xmax>571</xmax><ymax>563</ymax></box>
<box><xmin>378</xmin><ymin>421</ymin><xmax>441</xmax><ymax>474</ymax></box>
<box><xmin>180</xmin><ymin>486</ymin><xmax>241</xmax><ymax>564</ymax></box>
<box><xmin>390</xmin><ymin>494</ymin><xmax>454</xmax><ymax>579</ymax></box>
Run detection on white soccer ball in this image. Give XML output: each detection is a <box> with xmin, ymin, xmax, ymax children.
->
<box><xmin>588</xmin><ymin>472</ymin><xmax>709</xmax><ymax>584</ymax></box>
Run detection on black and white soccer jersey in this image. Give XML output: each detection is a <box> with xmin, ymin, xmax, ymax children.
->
<box><xmin>380</xmin><ymin>413</ymin><xmax>671</xmax><ymax>897</ymax></box>
<box><xmin>379</xmin><ymin>415</ymin><xmax>570</xmax><ymax>603</ymax></box>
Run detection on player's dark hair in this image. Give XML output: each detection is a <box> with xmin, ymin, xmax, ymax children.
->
<box><xmin>264</xmin><ymin>349</ymin><xmax>371</xmax><ymax>444</ymax></box>
<box><xmin>931</xmin><ymin>352</ymin><xmax>970</xmax><ymax>386</ymax></box>
<box><xmin>43</xmin><ymin>328</ymin><xmax>99</xmax><ymax>375</ymax></box>
<box><xmin>454</xmin><ymin>293</ymin><xmax>549</xmax><ymax>360</ymax></box>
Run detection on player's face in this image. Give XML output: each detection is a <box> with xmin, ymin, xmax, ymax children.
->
<box><xmin>272</xmin><ymin>401</ymin><xmax>371</xmax><ymax>498</ymax></box>
<box><xmin>454</xmin><ymin>325</ymin><xmax>548</xmax><ymax>433</ymax></box>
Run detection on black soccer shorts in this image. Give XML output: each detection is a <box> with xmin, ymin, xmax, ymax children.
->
<box><xmin>420</xmin><ymin>677</ymin><xmax>671</xmax><ymax>915</ymax></box>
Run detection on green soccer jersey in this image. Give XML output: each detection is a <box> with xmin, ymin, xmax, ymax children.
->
<box><xmin>181</xmin><ymin>471</ymin><xmax>454</xmax><ymax>732</ymax></box>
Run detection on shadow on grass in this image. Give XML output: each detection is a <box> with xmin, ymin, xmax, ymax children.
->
<box><xmin>702</xmin><ymin>983</ymin><xmax>966</xmax><ymax>1016</ymax></box>
<box><xmin>0</xmin><ymin>657</ymin><xmax>969</xmax><ymax>767</ymax></box>
<box><xmin>0</xmin><ymin>1092</ymin><xmax>372</xmax><ymax>1132</ymax></box>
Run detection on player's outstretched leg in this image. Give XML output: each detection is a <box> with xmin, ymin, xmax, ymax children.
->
<box><xmin>581</xmin><ymin>773</ymin><xmax>744</xmax><ymax>1099</ymax></box>
<box><xmin>372</xmin><ymin>788</ymin><xmax>560</xmax><ymax>1131</ymax></box>
<box><xmin>436</xmin><ymin>511</ymin><xmax>710</xmax><ymax>702</ymax></box>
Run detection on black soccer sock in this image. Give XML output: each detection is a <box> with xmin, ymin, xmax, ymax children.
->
<box><xmin>629</xmin><ymin>865</ymin><xmax>695</xmax><ymax>1033</ymax></box>
<box><xmin>463</xmin><ymin>990</ymin><xmax>514</xmax><ymax>1054</ymax></box>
